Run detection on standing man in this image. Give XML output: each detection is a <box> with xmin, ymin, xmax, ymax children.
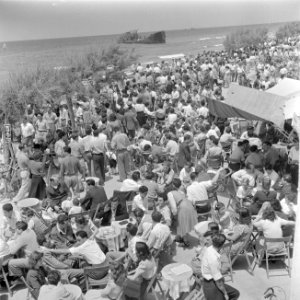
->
<box><xmin>90</xmin><ymin>128</ymin><xmax>107</xmax><ymax>185</ymax></box>
<box><xmin>43</xmin><ymin>106</ymin><xmax>58</xmax><ymax>136</ymax></box>
<box><xmin>201</xmin><ymin>233</ymin><xmax>240</xmax><ymax>300</ymax></box>
<box><xmin>21</xmin><ymin>116</ymin><xmax>35</xmax><ymax>147</ymax></box>
<box><xmin>124</xmin><ymin>104</ymin><xmax>138</xmax><ymax>140</ymax></box>
<box><xmin>82</xmin><ymin>127</ymin><xmax>93</xmax><ymax>177</ymax></box>
<box><xmin>111</xmin><ymin>126</ymin><xmax>130</xmax><ymax>182</ymax></box>
<box><xmin>59</xmin><ymin>146</ymin><xmax>85</xmax><ymax>198</ymax></box>
<box><xmin>69</xmin><ymin>132</ymin><xmax>86</xmax><ymax>176</ymax></box>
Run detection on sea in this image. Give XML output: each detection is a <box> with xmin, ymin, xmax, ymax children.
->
<box><xmin>0</xmin><ymin>22</ymin><xmax>284</xmax><ymax>87</ymax></box>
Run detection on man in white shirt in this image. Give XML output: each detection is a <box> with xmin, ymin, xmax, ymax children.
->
<box><xmin>197</xmin><ymin>100</ymin><xmax>209</xmax><ymax>118</ymax></box>
<box><xmin>201</xmin><ymin>233</ymin><xmax>240</xmax><ymax>300</ymax></box>
<box><xmin>21</xmin><ymin>116</ymin><xmax>35</xmax><ymax>146</ymax></box>
<box><xmin>82</xmin><ymin>127</ymin><xmax>94</xmax><ymax>176</ymax></box>
<box><xmin>164</xmin><ymin>134</ymin><xmax>179</xmax><ymax>157</ymax></box>
<box><xmin>187</xmin><ymin>169</ymin><xmax>223</xmax><ymax>205</ymax></box>
<box><xmin>147</xmin><ymin>211</ymin><xmax>171</xmax><ymax>252</ymax></box>
<box><xmin>46</xmin><ymin>230</ymin><xmax>107</xmax><ymax>266</ymax></box>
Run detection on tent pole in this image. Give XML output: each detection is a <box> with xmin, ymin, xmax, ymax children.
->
<box><xmin>290</xmin><ymin>115</ymin><xmax>300</xmax><ymax>300</ymax></box>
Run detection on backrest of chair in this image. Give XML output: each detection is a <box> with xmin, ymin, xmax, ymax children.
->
<box><xmin>264</xmin><ymin>236</ymin><xmax>292</xmax><ymax>251</ymax></box>
<box><xmin>231</xmin><ymin>227</ymin><xmax>253</xmax><ymax>264</ymax></box>
<box><xmin>0</xmin><ymin>254</ymin><xmax>11</xmax><ymax>269</ymax></box>
<box><xmin>83</xmin><ymin>265</ymin><xmax>109</xmax><ymax>281</ymax></box>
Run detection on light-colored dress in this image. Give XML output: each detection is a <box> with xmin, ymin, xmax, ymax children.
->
<box><xmin>85</xmin><ymin>279</ymin><xmax>122</xmax><ymax>300</ymax></box>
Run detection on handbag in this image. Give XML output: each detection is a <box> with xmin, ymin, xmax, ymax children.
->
<box><xmin>123</xmin><ymin>277</ymin><xmax>142</xmax><ymax>299</ymax></box>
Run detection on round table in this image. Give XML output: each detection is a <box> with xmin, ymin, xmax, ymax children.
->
<box><xmin>161</xmin><ymin>263</ymin><xmax>194</xmax><ymax>300</ymax></box>
<box><xmin>95</xmin><ymin>225</ymin><xmax>121</xmax><ymax>251</ymax></box>
<box><xmin>17</xmin><ymin>198</ymin><xmax>40</xmax><ymax>209</ymax></box>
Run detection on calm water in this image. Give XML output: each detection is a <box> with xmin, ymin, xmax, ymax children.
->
<box><xmin>0</xmin><ymin>22</ymin><xmax>282</xmax><ymax>86</ymax></box>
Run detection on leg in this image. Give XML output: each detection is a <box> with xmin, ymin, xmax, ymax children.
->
<box><xmin>202</xmin><ymin>280</ymin><xmax>224</xmax><ymax>300</ymax></box>
<box><xmin>225</xmin><ymin>284</ymin><xmax>240</xmax><ymax>300</ymax></box>
<box><xmin>8</xmin><ymin>258</ymin><xmax>29</xmax><ymax>277</ymax></box>
<box><xmin>117</xmin><ymin>152</ymin><xmax>126</xmax><ymax>181</ymax></box>
<box><xmin>98</xmin><ymin>153</ymin><xmax>105</xmax><ymax>184</ymax></box>
<box><xmin>26</xmin><ymin>269</ymin><xmax>45</xmax><ymax>299</ymax></box>
<box><xmin>123</xmin><ymin>151</ymin><xmax>130</xmax><ymax>179</ymax></box>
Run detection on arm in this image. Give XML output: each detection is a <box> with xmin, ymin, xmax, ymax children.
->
<box><xmin>46</xmin><ymin>248</ymin><xmax>71</xmax><ymax>255</ymax></box>
<box><xmin>210</xmin><ymin>168</ymin><xmax>224</xmax><ymax>185</ymax></box>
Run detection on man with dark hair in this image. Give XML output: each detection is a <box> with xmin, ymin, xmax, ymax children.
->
<box><xmin>1</xmin><ymin>203</ymin><xmax>21</xmax><ymax>240</ymax></box>
<box><xmin>120</xmin><ymin>171</ymin><xmax>141</xmax><ymax>192</ymax></box>
<box><xmin>46</xmin><ymin>230</ymin><xmax>107</xmax><ymax>267</ymax></box>
<box><xmin>262</xmin><ymin>140</ymin><xmax>279</xmax><ymax>169</ymax></box>
<box><xmin>49</xmin><ymin>214</ymin><xmax>76</xmax><ymax>248</ymax></box>
<box><xmin>80</xmin><ymin>178</ymin><xmax>108</xmax><ymax>219</ymax></box>
<box><xmin>111</xmin><ymin>126</ymin><xmax>131</xmax><ymax>182</ymax></box>
<box><xmin>201</xmin><ymin>233</ymin><xmax>240</xmax><ymax>300</ymax></box>
<box><xmin>147</xmin><ymin>211</ymin><xmax>171</xmax><ymax>252</ymax></box>
<box><xmin>38</xmin><ymin>270</ymin><xmax>82</xmax><ymax>300</ymax></box>
<box><xmin>8</xmin><ymin>221</ymin><xmax>39</xmax><ymax>279</ymax></box>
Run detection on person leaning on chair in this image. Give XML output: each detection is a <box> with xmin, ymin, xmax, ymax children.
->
<box><xmin>201</xmin><ymin>233</ymin><xmax>240</xmax><ymax>300</ymax></box>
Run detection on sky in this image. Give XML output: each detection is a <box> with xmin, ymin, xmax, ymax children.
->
<box><xmin>0</xmin><ymin>0</ymin><xmax>299</xmax><ymax>42</ymax></box>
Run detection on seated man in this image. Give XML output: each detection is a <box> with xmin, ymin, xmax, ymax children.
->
<box><xmin>46</xmin><ymin>175</ymin><xmax>69</xmax><ymax>210</ymax></box>
<box><xmin>8</xmin><ymin>221</ymin><xmax>39</xmax><ymax>280</ymax></box>
<box><xmin>120</xmin><ymin>171</ymin><xmax>141</xmax><ymax>192</ymax></box>
<box><xmin>0</xmin><ymin>203</ymin><xmax>21</xmax><ymax>241</ymax></box>
<box><xmin>27</xmin><ymin>251</ymin><xmax>84</xmax><ymax>299</ymax></box>
<box><xmin>45</xmin><ymin>230</ymin><xmax>108</xmax><ymax>279</ymax></box>
<box><xmin>49</xmin><ymin>214</ymin><xmax>76</xmax><ymax>248</ymax></box>
<box><xmin>38</xmin><ymin>270</ymin><xmax>82</xmax><ymax>300</ymax></box>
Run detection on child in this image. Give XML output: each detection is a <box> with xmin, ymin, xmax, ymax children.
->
<box><xmin>132</xmin><ymin>186</ymin><xmax>148</xmax><ymax>212</ymax></box>
<box><xmin>155</xmin><ymin>196</ymin><xmax>172</xmax><ymax>227</ymax></box>
<box><xmin>106</xmin><ymin>151</ymin><xmax>117</xmax><ymax>175</ymax></box>
<box><xmin>236</xmin><ymin>177</ymin><xmax>253</xmax><ymax>207</ymax></box>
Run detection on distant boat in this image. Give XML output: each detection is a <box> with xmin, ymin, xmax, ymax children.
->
<box><xmin>118</xmin><ymin>30</ymin><xmax>166</xmax><ymax>44</ymax></box>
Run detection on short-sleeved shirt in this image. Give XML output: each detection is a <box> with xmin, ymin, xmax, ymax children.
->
<box><xmin>69</xmin><ymin>239</ymin><xmax>106</xmax><ymax>265</ymax></box>
<box><xmin>201</xmin><ymin>245</ymin><xmax>223</xmax><ymax>281</ymax></box>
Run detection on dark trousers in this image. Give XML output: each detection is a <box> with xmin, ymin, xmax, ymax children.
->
<box><xmin>92</xmin><ymin>153</ymin><xmax>105</xmax><ymax>185</ymax></box>
<box><xmin>29</xmin><ymin>175</ymin><xmax>46</xmax><ymax>200</ymax></box>
<box><xmin>203</xmin><ymin>279</ymin><xmax>240</xmax><ymax>300</ymax></box>
<box><xmin>127</xmin><ymin>129</ymin><xmax>135</xmax><ymax>140</ymax></box>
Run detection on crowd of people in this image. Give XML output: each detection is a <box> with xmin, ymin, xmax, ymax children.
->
<box><xmin>0</xmin><ymin>34</ymin><xmax>299</xmax><ymax>300</ymax></box>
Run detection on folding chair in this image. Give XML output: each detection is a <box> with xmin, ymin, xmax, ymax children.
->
<box><xmin>144</xmin><ymin>271</ymin><xmax>166</xmax><ymax>300</ymax></box>
<box><xmin>231</xmin><ymin>229</ymin><xmax>254</xmax><ymax>275</ymax></box>
<box><xmin>207</xmin><ymin>155</ymin><xmax>223</xmax><ymax>170</ymax></box>
<box><xmin>195</xmin><ymin>200</ymin><xmax>211</xmax><ymax>221</ymax></box>
<box><xmin>221</xmin><ymin>242</ymin><xmax>234</xmax><ymax>282</ymax></box>
<box><xmin>263</xmin><ymin>236</ymin><xmax>292</xmax><ymax>278</ymax></box>
<box><xmin>83</xmin><ymin>264</ymin><xmax>110</xmax><ymax>290</ymax></box>
<box><xmin>184</xmin><ymin>288</ymin><xmax>206</xmax><ymax>300</ymax></box>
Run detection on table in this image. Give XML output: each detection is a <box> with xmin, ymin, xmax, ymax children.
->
<box><xmin>17</xmin><ymin>198</ymin><xmax>40</xmax><ymax>209</ymax></box>
<box><xmin>95</xmin><ymin>224</ymin><xmax>121</xmax><ymax>251</ymax></box>
<box><xmin>112</xmin><ymin>219</ymin><xmax>130</xmax><ymax>249</ymax></box>
<box><xmin>161</xmin><ymin>263</ymin><xmax>194</xmax><ymax>300</ymax></box>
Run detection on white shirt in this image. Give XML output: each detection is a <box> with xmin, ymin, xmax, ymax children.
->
<box><xmin>21</xmin><ymin>122</ymin><xmax>35</xmax><ymax>138</ymax></box>
<box><xmin>201</xmin><ymin>245</ymin><xmax>223</xmax><ymax>281</ymax></box>
<box><xmin>232</xmin><ymin>169</ymin><xmax>255</xmax><ymax>187</ymax></box>
<box><xmin>197</xmin><ymin>106</ymin><xmax>209</xmax><ymax>118</ymax></box>
<box><xmin>280</xmin><ymin>199</ymin><xmax>297</xmax><ymax>216</ymax></box>
<box><xmin>69</xmin><ymin>239</ymin><xmax>106</xmax><ymax>265</ymax></box>
<box><xmin>132</xmin><ymin>194</ymin><xmax>147</xmax><ymax>211</ymax></box>
<box><xmin>165</xmin><ymin>140</ymin><xmax>179</xmax><ymax>156</ymax></box>
<box><xmin>120</xmin><ymin>179</ymin><xmax>141</xmax><ymax>192</ymax></box>
<box><xmin>187</xmin><ymin>180</ymin><xmax>212</xmax><ymax>204</ymax></box>
<box><xmin>147</xmin><ymin>223</ymin><xmax>171</xmax><ymax>250</ymax></box>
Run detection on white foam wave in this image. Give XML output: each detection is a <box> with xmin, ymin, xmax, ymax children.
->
<box><xmin>199</xmin><ymin>37</ymin><xmax>212</xmax><ymax>41</ymax></box>
<box><xmin>214</xmin><ymin>44</ymin><xmax>223</xmax><ymax>47</ymax></box>
<box><xmin>215</xmin><ymin>36</ymin><xmax>225</xmax><ymax>39</ymax></box>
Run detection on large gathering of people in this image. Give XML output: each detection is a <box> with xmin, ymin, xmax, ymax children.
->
<box><xmin>0</xmin><ymin>34</ymin><xmax>299</xmax><ymax>300</ymax></box>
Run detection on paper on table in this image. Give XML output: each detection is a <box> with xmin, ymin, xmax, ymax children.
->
<box><xmin>171</xmin><ymin>264</ymin><xmax>191</xmax><ymax>276</ymax></box>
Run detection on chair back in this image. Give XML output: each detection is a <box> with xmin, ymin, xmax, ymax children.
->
<box><xmin>207</xmin><ymin>156</ymin><xmax>223</xmax><ymax>170</ymax></box>
<box><xmin>264</xmin><ymin>236</ymin><xmax>292</xmax><ymax>252</ymax></box>
<box><xmin>231</xmin><ymin>227</ymin><xmax>253</xmax><ymax>265</ymax></box>
<box><xmin>0</xmin><ymin>254</ymin><xmax>11</xmax><ymax>268</ymax></box>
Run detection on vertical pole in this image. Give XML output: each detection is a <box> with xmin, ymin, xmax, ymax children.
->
<box><xmin>290</xmin><ymin>114</ymin><xmax>300</xmax><ymax>299</ymax></box>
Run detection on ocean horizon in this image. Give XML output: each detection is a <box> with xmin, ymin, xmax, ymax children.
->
<box><xmin>0</xmin><ymin>21</ymin><xmax>287</xmax><ymax>87</ymax></box>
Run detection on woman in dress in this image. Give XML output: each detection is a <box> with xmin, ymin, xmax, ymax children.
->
<box><xmin>167</xmin><ymin>178</ymin><xmax>198</xmax><ymax>247</ymax></box>
<box><xmin>126</xmin><ymin>242</ymin><xmax>157</xmax><ymax>300</ymax></box>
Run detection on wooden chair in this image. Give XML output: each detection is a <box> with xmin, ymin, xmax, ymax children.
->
<box><xmin>231</xmin><ymin>229</ymin><xmax>254</xmax><ymax>275</ymax></box>
<box><xmin>221</xmin><ymin>242</ymin><xmax>234</xmax><ymax>282</ymax></box>
<box><xmin>263</xmin><ymin>236</ymin><xmax>292</xmax><ymax>278</ymax></box>
<box><xmin>184</xmin><ymin>288</ymin><xmax>205</xmax><ymax>300</ymax></box>
<box><xmin>144</xmin><ymin>270</ymin><xmax>165</xmax><ymax>300</ymax></box>
<box><xmin>83</xmin><ymin>264</ymin><xmax>110</xmax><ymax>290</ymax></box>
<box><xmin>195</xmin><ymin>201</ymin><xmax>211</xmax><ymax>221</ymax></box>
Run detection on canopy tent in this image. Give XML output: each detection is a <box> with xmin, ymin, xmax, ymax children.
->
<box><xmin>224</xmin><ymin>84</ymin><xmax>286</xmax><ymax>127</ymax></box>
<box><xmin>284</xmin><ymin>96</ymin><xmax>300</xmax><ymax>120</ymax></box>
<box><xmin>267</xmin><ymin>78</ymin><xmax>300</xmax><ymax>98</ymax></box>
<box><xmin>207</xmin><ymin>98</ymin><xmax>266</xmax><ymax>121</ymax></box>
